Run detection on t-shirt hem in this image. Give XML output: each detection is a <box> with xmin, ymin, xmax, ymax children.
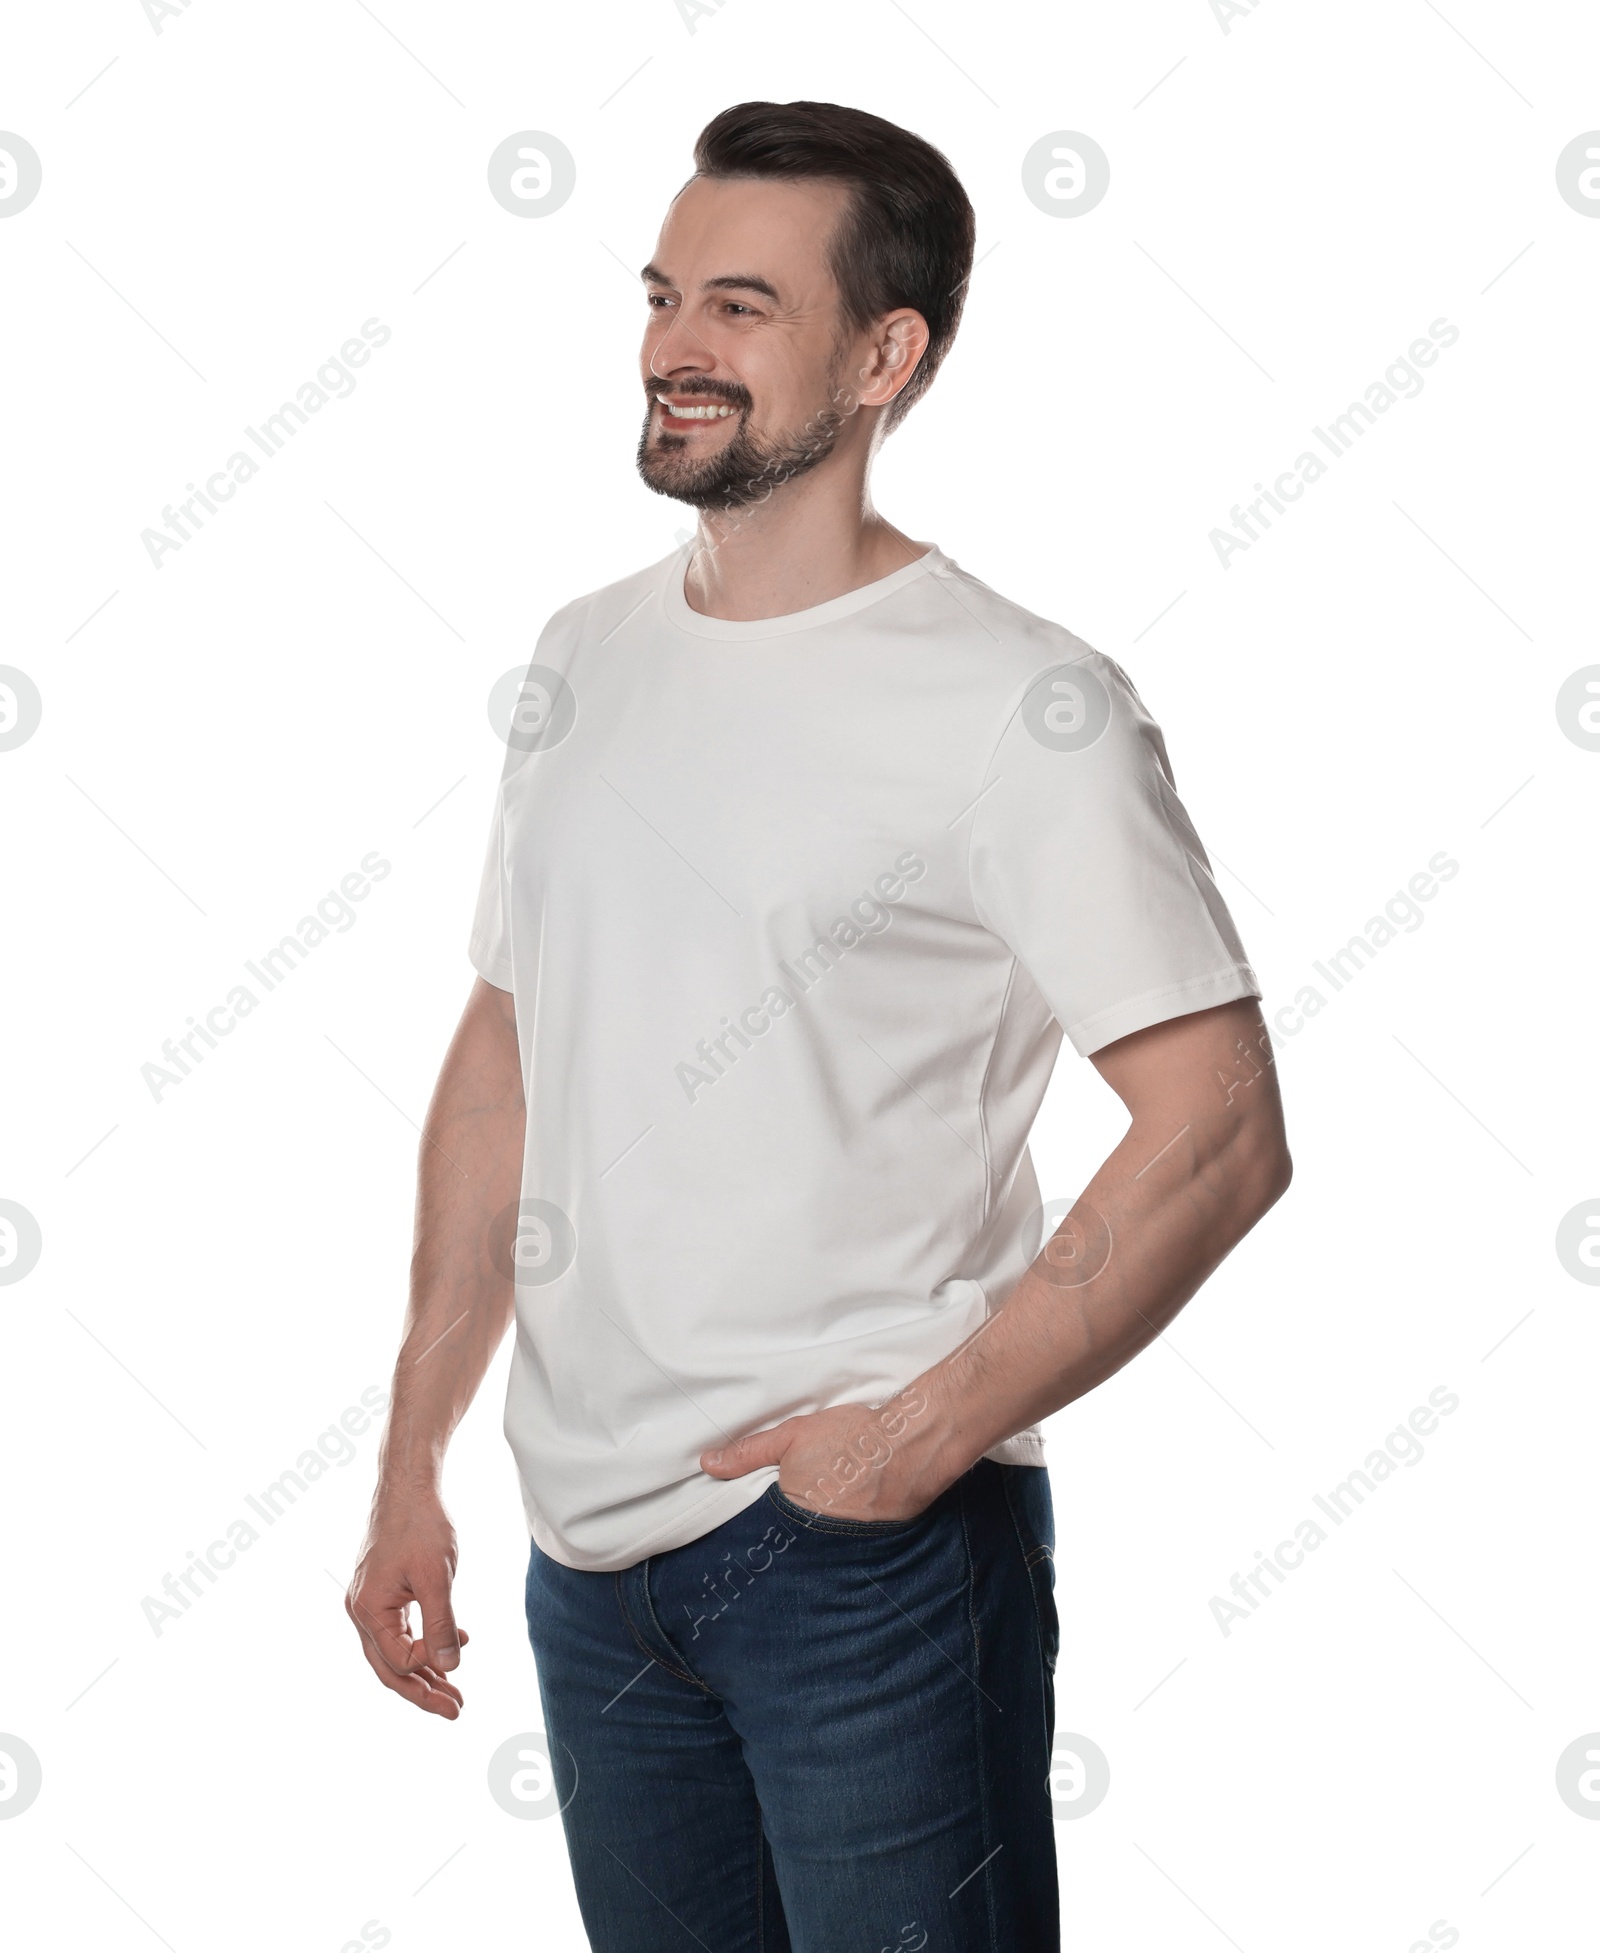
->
<box><xmin>983</xmin><ymin>1431</ymin><xmax>1046</xmax><ymax>1463</ymax></box>
<box><xmin>1069</xmin><ymin>963</ymin><xmax>1261</xmax><ymax>1058</ymax></box>
<box><xmin>529</xmin><ymin>1469</ymin><xmax>781</xmax><ymax>1573</ymax></box>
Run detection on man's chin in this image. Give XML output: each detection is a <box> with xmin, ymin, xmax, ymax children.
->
<box><xmin>636</xmin><ymin>457</ymin><xmax>762</xmax><ymax>512</ymax></box>
<box><xmin>635</xmin><ymin>414</ymin><xmax>840</xmax><ymax>511</ymax></box>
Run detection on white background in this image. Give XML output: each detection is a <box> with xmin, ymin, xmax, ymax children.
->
<box><xmin>3</xmin><ymin>1</ymin><xmax>1597</xmax><ymax>1947</ymax></box>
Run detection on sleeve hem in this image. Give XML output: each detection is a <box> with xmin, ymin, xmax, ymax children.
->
<box><xmin>468</xmin><ymin>937</ymin><xmax>515</xmax><ymax>993</ymax></box>
<box><xmin>1068</xmin><ymin>964</ymin><xmax>1261</xmax><ymax>1059</ymax></box>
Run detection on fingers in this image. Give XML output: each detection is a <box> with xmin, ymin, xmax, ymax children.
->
<box><xmin>415</xmin><ymin>1571</ymin><xmax>463</xmax><ymax>1673</ymax></box>
<box><xmin>391</xmin><ymin>1606</ymin><xmax>467</xmax><ymax>1677</ymax></box>
<box><xmin>355</xmin><ymin>1632</ymin><xmax>464</xmax><ymax>1719</ymax></box>
<box><xmin>701</xmin><ymin>1420</ymin><xmax>793</xmax><ymax>1477</ymax></box>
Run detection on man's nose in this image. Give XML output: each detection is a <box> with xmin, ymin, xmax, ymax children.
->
<box><xmin>648</xmin><ymin>307</ymin><xmax>718</xmax><ymax>378</ymax></box>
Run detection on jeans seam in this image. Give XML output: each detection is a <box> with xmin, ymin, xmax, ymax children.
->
<box><xmin>755</xmin><ymin>1809</ymin><xmax>768</xmax><ymax>1953</ymax></box>
<box><xmin>957</xmin><ymin>1468</ymin><xmax>1002</xmax><ymax>1953</ymax></box>
<box><xmin>613</xmin><ymin>1566</ymin><xmax>712</xmax><ymax>1695</ymax></box>
<box><xmin>767</xmin><ymin>1483</ymin><xmax>921</xmax><ymax>1536</ymax></box>
<box><xmin>640</xmin><ymin>1555</ymin><xmax>721</xmax><ymax>1697</ymax></box>
<box><xmin>1000</xmin><ymin>1461</ymin><xmax>1059</xmax><ymax>1829</ymax></box>
<box><xmin>1002</xmin><ymin>1470</ymin><xmax>1057</xmax><ymax>1652</ymax></box>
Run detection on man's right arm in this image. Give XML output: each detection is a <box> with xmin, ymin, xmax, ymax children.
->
<box><xmin>345</xmin><ymin>975</ymin><xmax>525</xmax><ymax>1719</ymax></box>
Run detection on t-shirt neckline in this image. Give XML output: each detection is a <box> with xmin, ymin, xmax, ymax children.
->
<box><xmin>662</xmin><ymin>541</ymin><xmax>948</xmax><ymax>642</ymax></box>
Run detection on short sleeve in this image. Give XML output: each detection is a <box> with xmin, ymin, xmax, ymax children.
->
<box><xmin>968</xmin><ymin>651</ymin><xmax>1260</xmax><ymax>1057</ymax></box>
<box><xmin>465</xmin><ymin>595</ymin><xmax>591</xmax><ymax>996</ymax></box>
<box><xmin>467</xmin><ymin>778</ymin><xmax>515</xmax><ymax>992</ymax></box>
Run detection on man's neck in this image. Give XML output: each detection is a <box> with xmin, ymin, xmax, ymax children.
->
<box><xmin>681</xmin><ymin>490</ymin><xmax>927</xmax><ymax>622</ymax></box>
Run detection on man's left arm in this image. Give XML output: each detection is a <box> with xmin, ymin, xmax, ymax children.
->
<box><xmin>701</xmin><ymin>996</ymin><xmax>1292</xmax><ymax>1518</ymax></box>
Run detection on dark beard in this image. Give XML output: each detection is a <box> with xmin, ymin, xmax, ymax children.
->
<box><xmin>635</xmin><ymin>383</ymin><xmax>850</xmax><ymax>513</ymax></box>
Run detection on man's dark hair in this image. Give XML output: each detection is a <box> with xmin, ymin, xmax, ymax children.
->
<box><xmin>691</xmin><ymin>101</ymin><xmax>975</xmax><ymax>434</ymax></box>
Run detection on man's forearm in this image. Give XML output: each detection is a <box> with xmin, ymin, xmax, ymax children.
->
<box><xmin>703</xmin><ymin>1002</ymin><xmax>1293</xmax><ymax>1524</ymax></box>
<box><xmin>347</xmin><ymin>980</ymin><xmax>525</xmax><ymax>1717</ymax></box>
<box><xmin>373</xmin><ymin>981</ymin><xmax>526</xmax><ymax>1501</ymax></box>
<box><xmin>900</xmin><ymin>1090</ymin><xmax>1292</xmax><ymax>1496</ymax></box>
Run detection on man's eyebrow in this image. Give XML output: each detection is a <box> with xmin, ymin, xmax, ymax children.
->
<box><xmin>640</xmin><ymin>262</ymin><xmax>781</xmax><ymax>302</ymax></box>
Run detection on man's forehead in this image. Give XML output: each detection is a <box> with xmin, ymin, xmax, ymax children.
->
<box><xmin>644</xmin><ymin>177</ymin><xmax>846</xmax><ymax>296</ymax></box>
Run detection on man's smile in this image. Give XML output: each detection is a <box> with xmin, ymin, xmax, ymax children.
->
<box><xmin>656</xmin><ymin>393</ymin><xmax>743</xmax><ymax>430</ymax></box>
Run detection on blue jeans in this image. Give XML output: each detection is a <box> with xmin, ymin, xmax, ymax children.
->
<box><xmin>523</xmin><ymin>1458</ymin><xmax>1060</xmax><ymax>1951</ymax></box>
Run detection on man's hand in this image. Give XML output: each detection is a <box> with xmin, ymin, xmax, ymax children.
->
<box><xmin>346</xmin><ymin>1495</ymin><xmax>471</xmax><ymax>1719</ymax></box>
<box><xmin>700</xmin><ymin>1388</ymin><xmax>946</xmax><ymax>1523</ymax></box>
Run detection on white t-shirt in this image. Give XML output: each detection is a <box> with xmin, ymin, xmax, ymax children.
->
<box><xmin>469</xmin><ymin>543</ymin><xmax>1259</xmax><ymax>1572</ymax></box>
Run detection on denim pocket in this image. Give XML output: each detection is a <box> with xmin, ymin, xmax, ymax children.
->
<box><xmin>766</xmin><ymin>1481</ymin><xmax>928</xmax><ymax>1537</ymax></box>
<box><xmin>1028</xmin><ymin>1542</ymin><xmax>1059</xmax><ymax>1677</ymax></box>
<box><xmin>1000</xmin><ymin>1464</ymin><xmax>1059</xmax><ymax>1675</ymax></box>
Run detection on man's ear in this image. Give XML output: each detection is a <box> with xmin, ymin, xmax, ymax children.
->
<box><xmin>855</xmin><ymin>310</ymin><xmax>930</xmax><ymax>409</ymax></box>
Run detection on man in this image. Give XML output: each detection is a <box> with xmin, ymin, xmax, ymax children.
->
<box><xmin>348</xmin><ymin>100</ymin><xmax>1290</xmax><ymax>1952</ymax></box>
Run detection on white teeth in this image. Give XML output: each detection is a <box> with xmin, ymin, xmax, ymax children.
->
<box><xmin>663</xmin><ymin>402</ymin><xmax>732</xmax><ymax>419</ymax></box>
